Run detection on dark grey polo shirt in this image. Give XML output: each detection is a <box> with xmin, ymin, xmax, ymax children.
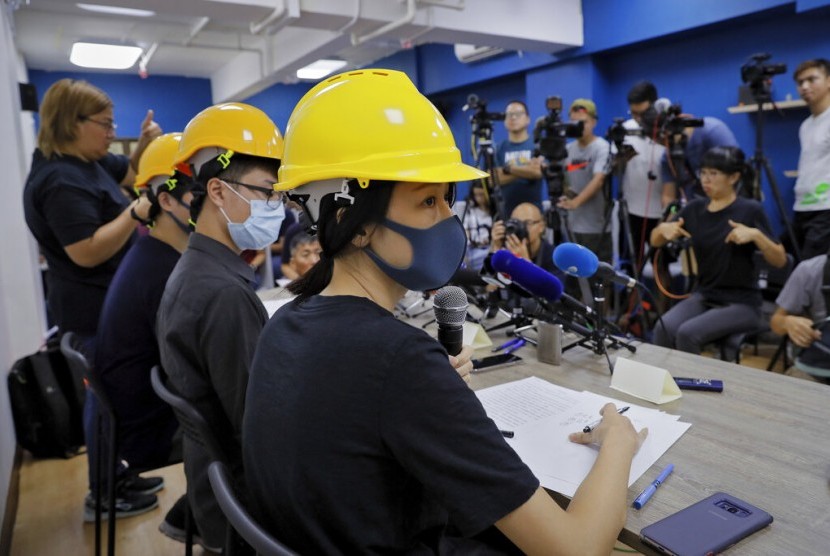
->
<box><xmin>156</xmin><ymin>232</ymin><xmax>268</xmax><ymax>454</ymax></box>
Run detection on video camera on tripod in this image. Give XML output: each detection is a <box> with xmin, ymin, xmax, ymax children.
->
<box><xmin>464</xmin><ymin>94</ymin><xmax>505</xmax><ymax>137</ymax></box>
<box><xmin>532</xmin><ymin>96</ymin><xmax>584</xmax><ymax>189</ymax></box>
<box><xmin>606</xmin><ymin>118</ymin><xmax>641</xmax><ymax>162</ymax></box>
<box><xmin>741</xmin><ymin>53</ymin><xmax>787</xmax><ymax>101</ymax></box>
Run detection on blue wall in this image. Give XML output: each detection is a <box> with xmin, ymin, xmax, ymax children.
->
<box><xmin>407</xmin><ymin>2</ymin><xmax>830</xmax><ymax>234</ymax></box>
<box><xmin>29</xmin><ymin>1</ymin><xmax>830</xmax><ymax>236</ymax></box>
<box><xmin>28</xmin><ymin>70</ymin><xmax>213</xmax><ymax>136</ymax></box>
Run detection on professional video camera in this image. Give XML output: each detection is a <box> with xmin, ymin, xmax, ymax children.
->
<box><xmin>741</xmin><ymin>53</ymin><xmax>787</xmax><ymax>101</ymax></box>
<box><xmin>464</xmin><ymin>94</ymin><xmax>505</xmax><ymax>137</ymax></box>
<box><xmin>532</xmin><ymin>96</ymin><xmax>584</xmax><ymax>202</ymax></box>
<box><xmin>533</xmin><ymin>96</ymin><xmax>583</xmax><ymax>164</ymax></box>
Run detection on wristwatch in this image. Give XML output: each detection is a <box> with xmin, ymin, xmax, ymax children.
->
<box><xmin>502</xmin><ymin>164</ymin><xmax>511</xmax><ymax>175</ymax></box>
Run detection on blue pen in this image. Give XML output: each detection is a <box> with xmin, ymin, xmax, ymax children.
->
<box><xmin>492</xmin><ymin>337</ymin><xmax>523</xmax><ymax>352</ymax></box>
<box><xmin>503</xmin><ymin>339</ymin><xmax>526</xmax><ymax>354</ymax></box>
<box><xmin>632</xmin><ymin>464</ymin><xmax>674</xmax><ymax>509</ymax></box>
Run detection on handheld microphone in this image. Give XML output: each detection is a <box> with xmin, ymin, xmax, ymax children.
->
<box><xmin>433</xmin><ymin>286</ymin><xmax>467</xmax><ymax>356</ymax></box>
<box><xmin>553</xmin><ymin>243</ymin><xmax>638</xmax><ymax>289</ymax></box>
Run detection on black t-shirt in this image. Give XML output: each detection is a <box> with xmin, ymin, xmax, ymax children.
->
<box><xmin>678</xmin><ymin>196</ymin><xmax>774</xmax><ymax>305</ymax></box>
<box><xmin>95</xmin><ymin>235</ymin><xmax>180</xmax><ymax>468</ymax></box>
<box><xmin>22</xmin><ymin>149</ymin><xmax>133</xmax><ymax>333</ymax></box>
<box><xmin>243</xmin><ymin>295</ymin><xmax>539</xmax><ymax>555</ymax></box>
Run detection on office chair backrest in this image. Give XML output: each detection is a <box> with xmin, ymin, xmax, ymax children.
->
<box><xmin>61</xmin><ymin>332</ymin><xmax>107</xmax><ymax>415</ymax></box>
<box><xmin>207</xmin><ymin>461</ymin><xmax>298</xmax><ymax>556</ymax></box>
<box><xmin>149</xmin><ymin>365</ymin><xmax>226</xmax><ymax>463</ymax></box>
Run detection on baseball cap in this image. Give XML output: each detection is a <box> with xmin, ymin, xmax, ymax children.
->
<box><xmin>570</xmin><ymin>98</ymin><xmax>597</xmax><ymax>119</ymax></box>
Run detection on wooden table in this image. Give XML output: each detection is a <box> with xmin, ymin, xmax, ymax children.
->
<box><xmin>469</xmin><ymin>335</ymin><xmax>830</xmax><ymax>555</ymax></box>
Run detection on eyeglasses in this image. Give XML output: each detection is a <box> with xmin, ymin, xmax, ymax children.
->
<box><xmin>224</xmin><ymin>179</ymin><xmax>284</xmax><ymax>208</ymax></box>
<box><xmin>80</xmin><ymin>116</ymin><xmax>117</xmax><ymax>133</ymax></box>
<box><xmin>505</xmin><ymin>111</ymin><xmax>526</xmax><ymax>119</ymax></box>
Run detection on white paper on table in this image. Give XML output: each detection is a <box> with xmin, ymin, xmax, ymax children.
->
<box><xmin>476</xmin><ymin>377</ymin><xmax>691</xmax><ymax>497</ymax></box>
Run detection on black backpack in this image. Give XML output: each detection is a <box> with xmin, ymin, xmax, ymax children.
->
<box><xmin>7</xmin><ymin>339</ymin><xmax>86</xmax><ymax>458</ymax></box>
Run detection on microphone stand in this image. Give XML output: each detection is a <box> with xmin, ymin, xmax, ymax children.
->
<box><xmin>572</xmin><ymin>279</ymin><xmax>637</xmax><ymax>374</ymax></box>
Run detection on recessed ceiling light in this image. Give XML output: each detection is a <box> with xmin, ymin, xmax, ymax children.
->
<box><xmin>296</xmin><ymin>59</ymin><xmax>348</xmax><ymax>81</ymax></box>
<box><xmin>76</xmin><ymin>3</ymin><xmax>156</xmax><ymax>17</ymax></box>
<box><xmin>70</xmin><ymin>42</ymin><xmax>143</xmax><ymax>70</ymax></box>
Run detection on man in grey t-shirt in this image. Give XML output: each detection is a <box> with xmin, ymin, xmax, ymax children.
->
<box><xmin>559</xmin><ymin>98</ymin><xmax>611</xmax><ymax>262</ymax></box>
<box><xmin>770</xmin><ymin>254</ymin><xmax>830</xmax><ymax>382</ymax></box>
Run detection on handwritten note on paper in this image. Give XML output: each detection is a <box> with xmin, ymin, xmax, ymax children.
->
<box><xmin>475</xmin><ymin>377</ymin><xmax>691</xmax><ymax>497</ymax></box>
<box><xmin>475</xmin><ymin>376</ymin><xmax>583</xmax><ymax>429</ymax></box>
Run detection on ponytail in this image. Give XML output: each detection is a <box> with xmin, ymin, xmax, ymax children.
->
<box><xmin>289</xmin><ymin>179</ymin><xmax>394</xmax><ymax>299</ymax></box>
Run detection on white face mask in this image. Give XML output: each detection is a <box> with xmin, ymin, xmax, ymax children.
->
<box><xmin>219</xmin><ymin>181</ymin><xmax>286</xmax><ymax>250</ymax></box>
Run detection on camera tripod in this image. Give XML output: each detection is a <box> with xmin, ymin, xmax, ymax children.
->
<box><xmin>747</xmin><ymin>83</ymin><xmax>802</xmax><ymax>262</ymax></box>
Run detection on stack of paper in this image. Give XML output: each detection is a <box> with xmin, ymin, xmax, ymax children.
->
<box><xmin>475</xmin><ymin>377</ymin><xmax>690</xmax><ymax>497</ymax></box>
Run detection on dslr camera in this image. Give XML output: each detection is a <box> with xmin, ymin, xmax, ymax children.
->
<box><xmin>503</xmin><ymin>218</ymin><xmax>529</xmax><ymax>241</ymax></box>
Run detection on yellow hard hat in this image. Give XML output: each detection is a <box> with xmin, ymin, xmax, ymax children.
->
<box><xmin>134</xmin><ymin>133</ymin><xmax>185</xmax><ymax>191</ymax></box>
<box><xmin>276</xmin><ymin>69</ymin><xmax>487</xmax><ymax>191</ymax></box>
<box><xmin>174</xmin><ymin>102</ymin><xmax>283</xmax><ymax>168</ymax></box>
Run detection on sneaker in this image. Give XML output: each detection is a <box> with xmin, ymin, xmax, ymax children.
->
<box><xmin>83</xmin><ymin>490</ymin><xmax>159</xmax><ymax>522</ymax></box>
<box><xmin>118</xmin><ymin>474</ymin><xmax>164</xmax><ymax>495</ymax></box>
<box><xmin>159</xmin><ymin>495</ymin><xmax>223</xmax><ymax>553</ymax></box>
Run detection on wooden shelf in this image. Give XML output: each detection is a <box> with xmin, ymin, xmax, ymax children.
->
<box><xmin>727</xmin><ymin>99</ymin><xmax>807</xmax><ymax>114</ymax></box>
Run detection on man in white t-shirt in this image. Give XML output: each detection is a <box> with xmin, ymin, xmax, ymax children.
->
<box><xmin>792</xmin><ymin>58</ymin><xmax>830</xmax><ymax>259</ymax></box>
<box><xmin>619</xmin><ymin>81</ymin><xmax>666</xmax><ymax>268</ymax></box>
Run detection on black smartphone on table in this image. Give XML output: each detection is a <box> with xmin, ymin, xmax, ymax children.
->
<box><xmin>471</xmin><ymin>353</ymin><xmax>522</xmax><ymax>373</ymax></box>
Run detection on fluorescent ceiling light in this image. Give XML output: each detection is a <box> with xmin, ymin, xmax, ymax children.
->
<box><xmin>70</xmin><ymin>42</ymin><xmax>143</xmax><ymax>70</ymax></box>
<box><xmin>296</xmin><ymin>59</ymin><xmax>348</xmax><ymax>81</ymax></box>
<box><xmin>76</xmin><ymin>3</ymin><xmax>156</xmax><ymax>17</ymax></box>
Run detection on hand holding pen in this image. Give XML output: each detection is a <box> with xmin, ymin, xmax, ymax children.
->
<box><xmin>569</xmin><ymin>403</ymin><xmax>648</xmax><ymax>450</ymax></box>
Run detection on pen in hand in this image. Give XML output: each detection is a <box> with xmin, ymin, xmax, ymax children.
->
<box><xmin>632</xmin><ymin>464</ymin><xmax>674</xmax><ymax>509</ymax></box>
<box><xmin>583</xmin><ymin>406</ymin><xmax>630</xmax><ymax>433</ymax></box>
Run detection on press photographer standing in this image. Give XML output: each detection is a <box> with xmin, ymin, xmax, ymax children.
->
<box><xmin>559</xmin><ymin>99</ymin><xmax>612</xmax><ymax>263</ymax></box>
<box><xmin>791</xmin><ymin>58</ymin><xmax>830</xmax><ymax>259</ymax></box>
<box><xmin>496</xmin><ymin>100</ymin><xmax>543</xmax><ymax>216</ymax></box>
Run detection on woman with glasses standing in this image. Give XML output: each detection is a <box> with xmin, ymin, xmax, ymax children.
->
<box><xmin>22</xmin><ymin>78</ymin><xmax>162</xmax><ymax>517</ymax></box>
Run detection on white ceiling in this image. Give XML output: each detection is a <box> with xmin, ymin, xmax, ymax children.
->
<box><xmin>10</xmin><ymin>0</ymin><xmax>584</xmax><ymax>101</ymax></box>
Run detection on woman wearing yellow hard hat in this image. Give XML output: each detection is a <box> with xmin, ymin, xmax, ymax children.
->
<box><xmin>243</xmin><ymin>69</ymin><xmax>646</xmax><ymax>555</ymax></box>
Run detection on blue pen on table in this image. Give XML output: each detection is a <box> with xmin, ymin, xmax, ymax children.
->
<box><xmin>582</xmin><ymin>406</ymin><xmax>630</xmax><ymax>433</ymax></box>
<box><xmin>503</xmin><ymin>339</ymin><xmax>527</xmax><ymax>354</ymax></box>
<box><xmin>632</xmin><ymin>464</ymin><xmax>674</xmax><ymax>509</ymax></box>
<box><xmin>492</xmin><ymin>337</ymin><xmax>523</xmax><ymax>352</ymax></box>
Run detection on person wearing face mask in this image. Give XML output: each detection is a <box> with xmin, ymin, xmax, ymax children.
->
<box><xmin>91</xmin><ymin>133</ymin><xmax>194</xmax><ymax>522</ymax></box>
<box><xmin>155</xmin><ymin>102</ymin><xmax>284</xmax><ymax>553</ymax></box>
<box><xmin>243</xmin><ymin>69</ymin><xmax>647</xmax><ymax>556</ymax></box>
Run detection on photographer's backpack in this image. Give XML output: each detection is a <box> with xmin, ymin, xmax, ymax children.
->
<box><xmin>7</xmin><ymin>336</ymin><xmax>86</xmax><ymax>458</ymax></box>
